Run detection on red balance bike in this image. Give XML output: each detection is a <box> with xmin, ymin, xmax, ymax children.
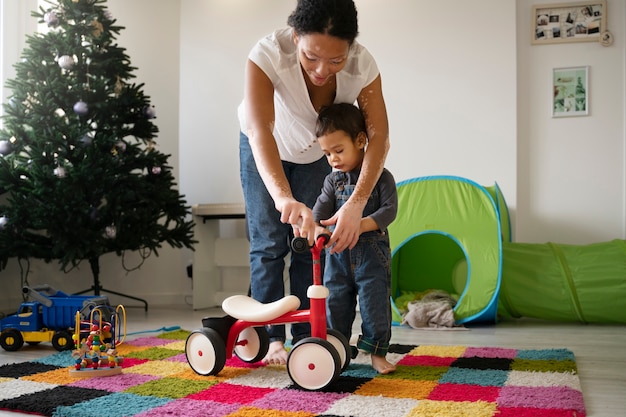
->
<box><xmin>185</xmin><ymin>234</ymin><xmax>351</xmax><ymax>390</ymax></box>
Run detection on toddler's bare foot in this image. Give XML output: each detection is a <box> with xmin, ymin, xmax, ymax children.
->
<box><xmin>371</xmin><ymin>354</ymin><xmax>396</xmax><ymax>374</ymax></box>
<box><xmin>262</xmin><ymin>341</ymin><xmax>288</xmax><ymax>365</ymax></box>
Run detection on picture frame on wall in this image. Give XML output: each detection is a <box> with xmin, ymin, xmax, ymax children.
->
<box><xmin>552</xmin><ymin>66</ymin><xmax>589</xmax><ymax>118</ymax></box>
<box><xmin>532</xmin><ymin>1</ymin><xmax>606</xmax><ymax>45</ymax></box>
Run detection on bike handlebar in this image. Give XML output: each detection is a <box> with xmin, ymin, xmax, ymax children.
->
<box><xmin>291</xmin><ymin>234</ymin><xmax>330</xmax><ymax>253</ymax></box>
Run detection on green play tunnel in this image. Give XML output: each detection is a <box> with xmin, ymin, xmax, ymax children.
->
<box><xmin>498</xmin><ymin>239</ymin><xmax>626</xmax><ymax>323</ymax></box>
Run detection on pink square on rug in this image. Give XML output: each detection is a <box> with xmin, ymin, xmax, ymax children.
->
<box><xmin>187</xmin><ymin>382</ymin><xmax>274</xmax><ymax>404</ymax></box>
<box><xmin>428</xmin><ymin>383</ymin><xmax>500</xmax><ymax>402</ymax></box>
<box><xmin>165</xmin><ymin>353</ymin><xmax>188</xmax><ymax>362</ymax></box>
<box><xmin>498</xmin><ymin>386</ymin><xmax>585</xmax><ymax>414</ymax></box>
<box><xmin>69</xmin><ymin>373</ymin><xmax>160</xmax><ymax>392</ymax></box>
<box><xmin>398</xmin><ymin>355</ymin><xmax>456</xmax><ymax>367</ymax></box>
<box><xmin>464</xmin><ymin>347</ymin><xmax>518</xmax><ymax>359</ymax></box>
<box><xmin>496</xmin><ymin>406</ymin><xmax>585</xmax><ymax>417</ymax></box>
<box><xmin>126</xmin><ymin>337</ymin><xmax>172</xmax><ymax>347</ymax></box>
<box><xmin>133</xmin><ymin>398</ymin><xmax>239</xmax><ymax>417</ymax></box>
<box><xmin>252</xmin><ymin>389</ymin><xmax>348</xmax><ymax>413</ymax></box>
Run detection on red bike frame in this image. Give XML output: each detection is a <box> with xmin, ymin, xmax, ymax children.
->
<box><xmin>224</xmin><ymin>235</ymin><xmax>328</xmax><ymax>356</ymax></box>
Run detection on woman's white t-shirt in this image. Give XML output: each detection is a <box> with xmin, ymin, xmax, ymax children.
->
<box><xmin>238</xmin><ymin>27</ymin><xmax>379</xmax><ymax>164</ymax></box>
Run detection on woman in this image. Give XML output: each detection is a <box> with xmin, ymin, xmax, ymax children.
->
<box><xmin>238</xmin><ymin>0</ymin><xmax>390</xmax><ymax>365</ymax></box>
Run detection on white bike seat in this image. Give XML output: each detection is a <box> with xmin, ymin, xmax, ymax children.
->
<box><xmin>222</xmin><ymin>294</ymin><xmax>301</xmax><ymax>322</ymax></box>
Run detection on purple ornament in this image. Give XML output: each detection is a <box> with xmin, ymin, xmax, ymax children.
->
<box><xmin>0</xmin><ymin>140</ymin><xmax>12</xmax><ymax>155</ymax></box>
<box><xmin>73</xmin><ymin>100</ymin><xmax>89</xmax><ymax>116</ymax></box>
<box><xmin>143</xmin><ymin>106</ymin><xmax>156</xmax><ymax>119</ymax></box>
<box><xmin>44</xmin><ymin>11</ymin><xmax>59</xmax><ymax>27</ymax></box>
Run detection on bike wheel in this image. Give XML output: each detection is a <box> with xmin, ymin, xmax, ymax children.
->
<box><xmin>234</xmin><ymin>326</ymin><xmax>269</xmax><ymax>363</ymax></box>
<box><xmin>287</xmin><ymin>337</ymin><xmax>340</xmax><ymax>390</ymax></box>
<box><xmin>325</xmin><ymin>329</ymin><xmax>351</xmax><ymax>372</ymax></box>
<box><xmin>185</xmin><ymin>328</ymin><xmax>226</xmax><ymax>376</ymax></box>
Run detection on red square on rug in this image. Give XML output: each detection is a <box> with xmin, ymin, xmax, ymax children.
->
<box><xmin>428</xmin><ymin>382</ymin><xmax>500</xmax><ymax>402</ymax></box>
<box><xmin>187</xmin><ymin>382</ymin><xmax>274</xmax><ymax>404</ymax></box>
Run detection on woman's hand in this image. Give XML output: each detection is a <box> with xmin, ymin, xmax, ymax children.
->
<box><xmin>275</xmin><ymin>197</ymin><xmax>316</xmax><ymax>245</ymax></box>
<box><xmin>320</xmin><ymin>200</ymin><xmax>363</xmax><ymax>253</ymax></box>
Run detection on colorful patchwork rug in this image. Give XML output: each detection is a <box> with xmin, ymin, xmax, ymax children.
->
<box><xmin>0</xmin><ymin>330</ymin><xmax>585</xmax><ymax>417</ymax></box>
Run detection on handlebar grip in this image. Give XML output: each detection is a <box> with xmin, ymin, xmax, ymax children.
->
<box><xmin>318</xmin><ymin>233</ymin><xmax>330</xmax><ymax>245</ymax></box>
<box><xmin>291</xmin><ymin>237</ymin><xmax>309</xmax><ymax>253</ymax></box>
<box><xmin>291</xmin><ymin>234</ymin><xmax>331</xmax><ymax>253</ymax></box>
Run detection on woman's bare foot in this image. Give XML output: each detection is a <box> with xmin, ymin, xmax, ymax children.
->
<box><xmin>262</xmin><ymin>341</ymin><xmax>289</xmax><ymax>365</ymax></box>
<box><xmin>371</xmin><ymin>354</ymin><xmax>396</xmax><ymax>374</ymax></box>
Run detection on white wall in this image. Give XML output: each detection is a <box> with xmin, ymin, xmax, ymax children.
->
<box><xmin>179</xmin><ymin>0</ymin><xmax>290</xmax><ymax>206</ymax></box>
<box><xmin>516</xmin><ymin>0</ymin><xmax>625</xmax><ymax>244</ymax></box>
<box><xmin>1</xmin><ymin>0</ymin><xmax>624</xmax><ymax>312</ymax></box>
<box><xmin>179</xmin><ymin>0</ymin><xmax>518</xmax><ymax>211</ymax></box>
<box><xmin>0</xmin><ymin>0</ymin><xmax>36</xmax><ymax>105</ymax></box>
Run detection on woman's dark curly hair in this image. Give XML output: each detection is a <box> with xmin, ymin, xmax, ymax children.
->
<box><xmin>287</xmin><ymin>0</ymin><xmax>359</xmax><ymax>44</ymax></box>
<box><xmin>316</xmin><ymin>103</ymin><xmax>366</xmax><ymax>141</ymax></box>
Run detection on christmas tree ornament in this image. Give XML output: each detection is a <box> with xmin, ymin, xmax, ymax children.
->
<box><xmin>54</xmin><ymin>166</ymin><xmax>67</xmax><ymax>178</ymax></box>
<box><xmin>44</xmin><ymin>11</ymin><xmax>59</xmax><ymax>27</ymax></box>
<box><xmin>58</xmin><ymin>55</ymin><xmax>75</xmax><ymax>70</ymax></box>
<box><xmin>114</xmin><ymin>76</ymin><xmax>123</xmax><ymax>96</ymax></box>
<box><xmin>0</xmin><ymin>216</ymin><xmax>8</xmax><ymax>230</ymax></box>
<box><xmin>105</xmin><ymin>225</ymin><xmax>117</xmax><ymax>239</ymax></box>
<box><xmin>151</xmin><ymin>166</ymin><xmax>162</xmax><ymax>175</ymax></box>
<box><xmin>0</xmin><ymin>140</ymin><xmax>12</xmax><ymax>156</ymax></box>
<box><xmin>7</xmin><ymin>97</ymin><xmax>18</xmax><ymax>110</ymax></box>
<box><xmin>91</xmin><ymin>20</ymin><xmax>104</xmax><ymax>38</ymax></box>
<box><xmin>80</xmin><ymin>134</ymin><xmax>93</xmax><ymax>146</ymax></box>
<box><xmin>73</xmin><ymin>100</ymin><xmax>89</xmax><ymax>116</ymax></box>
<box><xmin>115</xmin><ymin>141</ymin><xmax>127</xmax><ymax>152</ymax></box>
<box><xmin>143</xmin><ymin>106</ymin><xmax>156</xmax><ymax>119</ymax></box>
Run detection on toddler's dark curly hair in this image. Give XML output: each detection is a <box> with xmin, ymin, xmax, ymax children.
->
<box><xmin>316</xmin><ymin>103</ymin><xmax>366</xmax><ymax>141</ymax></box>
<box><xmin>287</xmin><ymin>0</ymin><xmax>359</xmax><ymax>43</ymax></box>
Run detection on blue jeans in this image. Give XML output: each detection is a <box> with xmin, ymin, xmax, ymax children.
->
<box><xmin>324</xmin><ymin>231</ymin><xmax>392</xmax><ymax>356</ymax></box>
<box><xmin>239</xmin><ymin>132</ymin><xmax>330</xmax><ymax>344</ymax></box>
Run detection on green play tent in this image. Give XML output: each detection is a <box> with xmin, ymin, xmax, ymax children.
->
<box><xmin>388</xmin><ymin>175</ymin><xmax>626</xmax><ymax>325</ymax></box>
<box><xmin>388</xmin><ymin>176</ymin><xmax>510</xmax><ymax>324</ymax></box>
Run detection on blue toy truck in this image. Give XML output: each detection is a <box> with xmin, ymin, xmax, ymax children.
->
<box><xmin>0</xmin><ymin>285</ymin><xmax>109</xmax><ymax>352</ymax></box>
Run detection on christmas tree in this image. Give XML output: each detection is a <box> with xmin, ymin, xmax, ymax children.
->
<box><xmin>0</xmin><ymin>0</ymin><xmax>195</xmax><ymax>296</ymax></box>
